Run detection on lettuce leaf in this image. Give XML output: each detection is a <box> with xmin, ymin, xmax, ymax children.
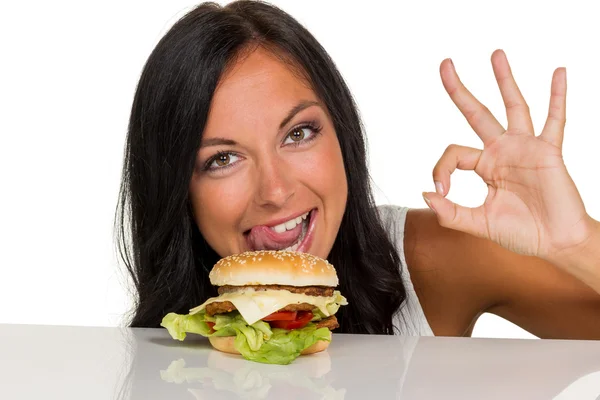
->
<box><xmin>161</xmin><ymin>310</ymin><xmax>332</xmax><ymax>365</ymax></box>
<box><xmin>311</xmin><ymin>291</ymin><xmax>347</xmax><ymax>321</ymax></box>
<box><xmin>234</xmin><ymin>324</ymin><xmax>331</xmax><ymax>365</ymax></box>
<box><xmin>161</xmin><ymin>312</ymin><xmax>212</xmax><ymax>340</ymax></box>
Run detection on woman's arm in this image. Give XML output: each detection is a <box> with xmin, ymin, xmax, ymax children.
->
<box><xmin>421</xmin><ymin>49</ymin><xmax>600</xmax><ymax>303</ymax></box>
<box><xmin>405</xmin><ymin>208</ymin><xmax>600</xmax><ymax>339</ymax></box>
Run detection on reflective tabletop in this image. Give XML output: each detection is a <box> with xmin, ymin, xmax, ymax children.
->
<box><xmin>1</xmin><ymin>324</ymin><xmax>599</xmax><ymax>399</ymax></box>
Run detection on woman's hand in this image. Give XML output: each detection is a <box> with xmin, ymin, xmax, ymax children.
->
<box><xmin>423</xmin><ymin>50</ymin><xmax>595</xmax><ymax>261</ymax></box>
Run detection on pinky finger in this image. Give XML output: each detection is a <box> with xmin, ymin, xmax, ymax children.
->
<box><xmin>540</xmin><ymin>67</ymin><xmax>567</xmax><ymax>148</ymax></box>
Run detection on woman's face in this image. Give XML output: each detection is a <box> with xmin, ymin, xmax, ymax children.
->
<box><xmin>189</xmin><ymin>48</ymin><xmax>348</xmax><ymax>260</ymax></box>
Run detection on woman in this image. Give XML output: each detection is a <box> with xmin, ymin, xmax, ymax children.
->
<box><xmin>116</xmin><ymin>0</ymin><xmax>600</xmax><ymax>338</ymax></box>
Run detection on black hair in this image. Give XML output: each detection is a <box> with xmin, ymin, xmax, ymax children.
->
<box><xmin>115</xmin><ymin>0</ymin><xmax>406</xmax><ymax>334</ymax></box>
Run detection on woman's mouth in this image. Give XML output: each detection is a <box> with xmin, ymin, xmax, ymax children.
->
<box><xmin>281</xmin><ymin>211</ymin><xmax>309</xmax><ymax>251</ymax></box>
<box><xmin>245</xmin><ymin>209</ymin><xmax>317</xmax><ymax>253</ymax></box>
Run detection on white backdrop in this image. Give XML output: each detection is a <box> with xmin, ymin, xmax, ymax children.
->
<box><xmin>1</xmin><ymin>0</ymin><xmax>598</xmax><ymax>340</ymax></box>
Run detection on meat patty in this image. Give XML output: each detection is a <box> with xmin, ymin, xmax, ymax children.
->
<box><xmin>315</xmin><ymin>315</ymin><xmax>339</xmax><ymax>330</ymax></box>
<box><xmin>217</xmin><ymin>285</ymin><xmax>334</xmax><ymax>297</ymax></box>
<box><xmin>205</xmin><ymin>301</ymin><xmax>315</xmax><ymax>316</ymax></box>
<box><xmin>205</xmin><ymin>301</ymin><xmax>339</xmax><ymax>330</ymax></box>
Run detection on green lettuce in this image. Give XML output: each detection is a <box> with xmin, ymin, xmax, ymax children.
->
<box><xmin>310</xmin><ymin>291</ymin><xmax>346</xmax><ymax>321</ymax></box>
<box><xmin>161</xmin><ymin>311</ymin><xmax>212</xmax><ymax>340</ymax></box>
<box><xmin>234</xmin><ymin>324</ymin><xmax>331</xmax><ymax>365</ymax></box>
<box><xmin>161</xmin><ymin>310</ymin><xmax>331</xmax><ymax>365</ymax></box>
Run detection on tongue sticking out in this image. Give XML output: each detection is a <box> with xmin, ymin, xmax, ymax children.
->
<box><xmin>247</xmin><ymin>221</ymin><xmax>304</xmax><ymax>251</ymax></box>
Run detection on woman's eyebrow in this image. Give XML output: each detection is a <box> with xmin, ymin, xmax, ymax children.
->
<box><xmin>199</xmin><ymin>137</ymin><xmax>238</xmax><ymax>148</ymax></box>
<box><xmin>200</xmin><ymin>101</ymin><xmax>321</xmax><ymax>148</ymax></box>
<box><xmin>279</xmin><ymin>100</ymin><xmax>321</xmax><ymax>129</ymax></box>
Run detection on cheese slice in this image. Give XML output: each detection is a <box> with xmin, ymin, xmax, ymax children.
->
<box><xmin>189</xmin><ymin>289</ymin><xmax>346</xmax><ymax>326</ymax></box>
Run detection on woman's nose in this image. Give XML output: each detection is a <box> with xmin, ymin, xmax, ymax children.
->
<box><xmin>255</xmin><ymin>156</ymin><xmax>295</xmax><ymax>208</ymax></box>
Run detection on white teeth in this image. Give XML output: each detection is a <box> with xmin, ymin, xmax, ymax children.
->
<box><xmin>283</xmin><ymin>241</ymin><xmax>300</xmax><ymax>252</ymax></box>
<box><xmin>284</xmin><ymin>219</ymin><xmax>297</xmax><ymax>230</ymax></box>
<box><xmin>270</xmin><ymin>211</ymin><xmax>310</xmax><ymax>233</ymax></box>
<box><xmin>273</xmin><ymin>224</ymin><xmax>287</xmax><ymax>233</ymax></box>
<box><xmin>281</xmin><ymin>213</ymin><xmax>309</xmax><ymax>252</ymax></box>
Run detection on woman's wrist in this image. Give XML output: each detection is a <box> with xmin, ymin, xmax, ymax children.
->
<box><xmin>548</xmin><ymin>216</ymin><xmax>600</xmax><ymax>294</ymax></box>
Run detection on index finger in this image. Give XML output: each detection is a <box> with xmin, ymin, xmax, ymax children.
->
<box><xmin>441</xmin><ymin>58</ymin><xmax>505</xmax><ymax>144</ymax></box>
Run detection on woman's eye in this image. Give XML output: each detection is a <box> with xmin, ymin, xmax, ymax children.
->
<box><xmin>283</xmin><ymin>126</ymin><xmax>314</xmax><ymax>145</ymax></box>
<box><xmin>215</xmin><ymin>153</ymin><xmax>231</xmax><ymax>166</ymax></box>
<box><xmin>207</xmin><ymin>152</ymin><xmax>240</xmax><ymax>170</ymax></box>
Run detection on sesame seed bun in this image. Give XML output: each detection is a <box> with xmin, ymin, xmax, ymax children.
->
<box><xmin>208</xmin><ymin>331</ymin><xmax>332</xmax><ymax>356</ymax></box>
<box><xmin>209</xmin><ymin>250</ymin><xmax>338</xmax><ymax>287</ymax></box>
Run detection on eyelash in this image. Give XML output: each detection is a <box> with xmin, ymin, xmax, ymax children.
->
<box><xmin>202</xmin><ymin>121</ymin><xmax>323</xmax><ymax>173</ymax></box>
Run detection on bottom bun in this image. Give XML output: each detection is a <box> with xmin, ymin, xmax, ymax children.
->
<box><xmin>208</xmin><ymin>331</ymin><xmax>332</xmax><ymax>356</ymax></box>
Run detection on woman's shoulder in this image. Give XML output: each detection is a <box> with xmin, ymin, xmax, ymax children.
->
<box><xmin>375</xmin><ymin>203</ymin><xmax>479</xmax><ymax>274</ymax></box>
<box><xmin>375</xmin><ymin>204</ymin><xmax>498</xmax><ymax>335</ymax></box>
<box><xmin>376</xmin><ymin>205</ymin><xmax>442</xmax><ymax>246</ymax></box>
<box><xmin>387</xmin><ymin>205</ymin><xmax>495</xmax><ymax>336</ymax></box>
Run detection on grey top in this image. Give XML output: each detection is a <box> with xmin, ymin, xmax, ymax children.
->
<box><xmin>378</xmin><ymin>204</ymin><xmax>435</xmax><ymax>336</ymax></box>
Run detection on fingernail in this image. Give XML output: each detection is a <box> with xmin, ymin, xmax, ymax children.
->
<box><xmin>422</xmin><ymin>192</ymin><xmax>436</xmax><ymax>214</ymax></box>
<box><xmin>434</xmin><ymin>181</ymin><xmax>444</xmax><ymax>196</ymax></box>
<box><xmin>449</xmin><ymin>58</ymin><xmax>454</xmax><ymax>68</ymax></box>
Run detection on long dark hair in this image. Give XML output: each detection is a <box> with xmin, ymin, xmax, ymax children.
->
<box><xmin>115</xmin><ymin>0</ymin><xmax>406</xmax><ymax>334</ymax></box>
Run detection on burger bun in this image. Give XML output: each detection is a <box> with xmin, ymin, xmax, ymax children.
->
<box><xmin>208</xmin><ymin>331</ymin><xmax>332</xmax><ymax>356</ymax></box>
<box><xmin>209</xmin><ymin>250</ymin><xmax>338</xmax><ymax>287</ymax></box>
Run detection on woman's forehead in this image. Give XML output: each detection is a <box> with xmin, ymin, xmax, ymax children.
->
<box><xmin>205</xmin><ymin>48</ymin><xmax>318</xmax><ymax>134</ymax></box>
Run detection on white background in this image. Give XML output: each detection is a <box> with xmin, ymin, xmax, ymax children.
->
<box><xmin>1</xmin><ymin>0</ymin><xmax>599</xmax><ymax>340</ymax></box>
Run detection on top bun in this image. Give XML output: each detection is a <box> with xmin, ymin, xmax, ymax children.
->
<box><xmin>209</xmin><ymin>250</ymin><xmax>338</xmax><ymax>287</ymax></box>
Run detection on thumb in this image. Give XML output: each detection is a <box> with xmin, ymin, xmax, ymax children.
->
<box><xmin>422</xmin><ymin>191</ymin><xmax>488</xmax><ymax>239</ymax></box>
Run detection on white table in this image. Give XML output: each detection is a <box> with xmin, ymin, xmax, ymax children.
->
<box><xmin>1</xmin><ymin>324</ymin><xmax>599</xmax><ymax>399</ymax></box>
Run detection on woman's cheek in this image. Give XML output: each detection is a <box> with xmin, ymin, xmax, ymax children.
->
<box><xmin>301</xmin><ymin>138</ymin><xmax>347</xmax><ymax>190</ymax></box>
<box><xmin>194</xmin><ymin>170</ymin><xmax>252</xmax><ymax>234</ymax></box>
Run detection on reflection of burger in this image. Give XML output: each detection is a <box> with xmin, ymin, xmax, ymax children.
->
<box><xmin>161</xmin><ymin>250</ymin><xmax>347</xmax><ymax>365</ymax></box>
<box><xmin>160</xmin><ymin>351</ymin><xmax>346</xmax><ymax>399</ymax></box>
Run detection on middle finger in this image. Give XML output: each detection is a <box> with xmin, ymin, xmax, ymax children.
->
<box><xmin>491</xmin><ymin>49</ymin><xmax>534</xmax><ymax>133</ymax></box>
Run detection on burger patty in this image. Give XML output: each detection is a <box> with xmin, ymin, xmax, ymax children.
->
<box><xmin>315</xmin><ymin>315</ymin><xmax>339</xmax><ymax>330</ymax></box>
<box><xmin>205</xmin><ymin>301</ymin><xmax>315</xmax><ymax>316</ymax></box>
<box><xmin>205</xmin><ymin>300</ymin><xmax>339</xmax><ymax>330</ymax></box>
<box><xmin>217</xmin><ymin>285</ymin><xmax>334</xmax><ymax>297</ymax></box>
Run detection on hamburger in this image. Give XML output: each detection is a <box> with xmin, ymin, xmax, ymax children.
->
<box><xmin>161</xmin><ymin>250</ymin><xmax>348</xmax><ymax>365</ymax></box>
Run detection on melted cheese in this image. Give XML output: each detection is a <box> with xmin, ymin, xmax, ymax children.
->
<box><xmin>189</xmin><ymin>289</ymin><xmax>345</xmax><ymax>326</ymax></box>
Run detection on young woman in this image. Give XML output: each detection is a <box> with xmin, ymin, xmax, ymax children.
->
<box><xmin>116</xmin><ymin>0</ymin><xmax>600</xmax><ymax>338</ymax></box>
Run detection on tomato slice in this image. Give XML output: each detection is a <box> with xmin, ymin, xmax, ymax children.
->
<box><xmin>269</xmin><ymin>311</ymin><xmax>313</xmax><ymax>330</ymax></box>
<box><xmin>206</xmin><ymin>321</ymin><xmax>215</xmax><ymax>333</ymax></box>
<box><xmin>262</xmin><ymin>311</ymin><xmax>297</xmax><ymax>321</ymax></box>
